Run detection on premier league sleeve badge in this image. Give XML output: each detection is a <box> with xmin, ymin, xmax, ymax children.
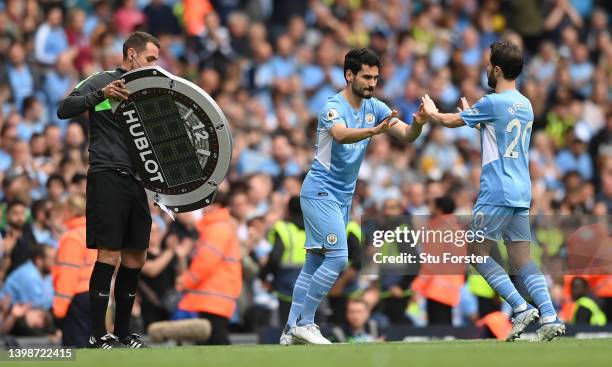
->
<box><xmin>110</xmin><ymin>66</ymin><xmax>232</xmax><ymax>215</ymax></box>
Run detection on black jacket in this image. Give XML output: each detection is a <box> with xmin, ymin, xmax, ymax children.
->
<box><xmin>57</xmin><ymin>68</ymin><xmax>134</xmax><ymax>173</ymax></box>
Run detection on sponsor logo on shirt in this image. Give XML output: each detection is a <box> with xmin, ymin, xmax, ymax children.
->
<box><xmin>346</xmin><ymin>142</ymin><xmax>368</xmax><ymax>150</ymax></box>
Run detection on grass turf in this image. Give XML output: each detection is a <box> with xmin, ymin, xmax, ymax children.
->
<box><xmin>9</xmin><ymin>338</ymin><xmax>612</xmax><ymax>367</ymax></box>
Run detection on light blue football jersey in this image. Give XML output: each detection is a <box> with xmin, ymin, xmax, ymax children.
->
<box><xmin>460</xmin><ymin>89</ymin><xmax>534</xmax><ymax>208</ymax></box>
<box><xmin>301</xmin><ymin>93</ymin><xmax>392</xmax><ymax>206</ymax></box>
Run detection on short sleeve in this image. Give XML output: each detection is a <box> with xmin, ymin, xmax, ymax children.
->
<box><xmin>459</xmin><ymin>95</ymin><xmax>495</xmax><ymax>128</ymax></box>
<box><xmin>320</xmin><ymin>103</ymin><xmax>346</xmax><ymax>130</ymax></box>
<box><xmin>373</xmin><ymin>98</ymin><xmax>392</xmax><ymax>125</ymax></box>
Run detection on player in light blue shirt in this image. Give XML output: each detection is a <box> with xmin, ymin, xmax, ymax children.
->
<box><xmin>422</xmin><ymin>41</ymin><xmax>565</xmax><ymax>342</ymax></box>
<box><xmin>282</xmin><ymin>49</ymin><xmax>428</xmax><ymax>345</ymax></box>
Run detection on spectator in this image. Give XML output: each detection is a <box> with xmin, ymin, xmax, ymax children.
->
<box><xmin>187</xmin><ymin>11</ymin><xmax>233</xmax><ymax>72</ymax></box>
<box><xmin>331</xmin><ymin>298</ymin><xmax>381</xmax><ymax>343</ymax></box>
<box><xmin>2</xmin><ymin>42</ymin><xmax>38</xmax><ymax>111</ymax></box>
<box><xmin>259</xmin><ymin>134</ymin><xmax>301</xmax><ymax>181</ymax></box>
<box><xmin>113</xmin><ymin>0</ymin><xmax>146</xmax><ymax>37</ymax></box>
<box><xmin>569</xmin><ymin>44</ymin><xmax>594</xmax><ymax>97</ymax></box>
<box><xmin>0</xmin><ymin>301</ymin><xmax>53</xmax><ymax>337</ymax></box>
<box><xmin>140</xmin><ymin>218</ymin><xmax>192</xmax><ymax>330</ymax></box>
<box><xmin>179</xmin><ymin>193</ymin><xmax>242</xmax><ymax>345</ymax></box>
<box><xmin>65</xmin><ymin>8</ymin><xmax>92</xmax><ymax>73</ymax></box>
<box><xmin>16</xmin><ymin>96</ymin><xmax>46</xmax><ymax>142</ymax></box>
<box><xmin>0</xmin><ymin>124</ymin><xmax>17</xmax><ymax>171</ymax></box>
<box><xmin>241</xmin><ymin>216</ymin><xmax>275</xmax><ymax>330</ymax></box>
<box><xmin>377</xmin><ymin>198</ymin><xmax>419</xmax><ymax>325</ymax></box>
<box><xmin>421</xmin><ymin>126</ymin><xmax>464</xmax><ymax>180</ymax></box>
<box><xmin>1</xmin><ymin>200</ymin><xmax>37</xmax><ymax>276</ymax></box>
<box><xmin>2</xmin><ymin>244</ymin><xmax>55</xmax><ymax>309</ymax></box>
<box><xmin>227</xmin><ymin>11</ymin><xmax>252</xmax><ymax>58</ymax></box>
<box><xmin>143</xmin><ymin>0</ymin><xmax>182</xmax><ymax>37</ymax></box>
<box><xmin>30</xmin><ymin>199</ymin><xmax>55</xmax><ymax>248</ymax></box>
<box><xmin>51</xmin><ymin>193</ymin><xmax>95</xmax><ymax>347</ymax></box>
<box><xmin>45</xmin><ymin>173</ymin><xmax>67</xmax><ymax>204</ymax></box>
<box><xmin>259</xmin><ymin>196</ymin><xmax>306</xmax><ymax>324</ymax></box>
<box><xmin>302</xmin><ymin>37</ymin><xmax>346</xmax><ymax>115</ymax></box>
<box><xmin>556</xmin><ymin>129</ymin><xmax>593</xmax><ymax>181</ymax></box>
<box><xmin>43</xmin><ymin>52</ymin><xmax>78</xmax><ymax>128</ymax></box>
<box><xmin>570</xmin><ymin>277</ymin><xmax>607</xmax><ymax>326</ymax></box>
<box><xmin>34</xmin><ymin>7</ymin><xmax>69</xmax><ymax>66</ymax></box>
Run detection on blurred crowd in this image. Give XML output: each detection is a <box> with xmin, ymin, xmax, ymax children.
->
<box><xmin>0</xmin><ymin>0</ymin><xmax>610</xmax><ymax>344</ymax></box>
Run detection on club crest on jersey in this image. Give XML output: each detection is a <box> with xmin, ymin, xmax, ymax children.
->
<box><xmin>326</xmin><ymin>233</ymin><xmax>338</xmax><ymax>245</ymax></box>
<box><xmin>325</xmin><ymin>108</ymin><xmax>339</xmax><ymax>121</ymax></box>
<box><xmin>365</xmin><ymin>113</ymin><xmax>375</xmax><ymax>125</ymax></box>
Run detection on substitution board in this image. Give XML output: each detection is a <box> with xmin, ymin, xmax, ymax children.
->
<box><xmin>110</xmin><ymin>66</ymin><xmax>232</xmax><ymax>214</ymax></box>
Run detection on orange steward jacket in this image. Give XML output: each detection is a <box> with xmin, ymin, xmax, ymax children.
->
<box><xmin>52</xmin><ymin>217</ymin><xmax>97</xmax><ymax>318</ymax></box>
<box><xmin>179</xmin><ymin>208</ymin><xmax>242</xmax><ymax>318</ymax></box>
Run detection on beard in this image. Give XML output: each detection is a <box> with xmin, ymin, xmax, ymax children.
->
<box><xmin>487</xmin><ymin>69</ymin><xmax>497</xmax><ymax>89</ymax></box>
<box><xmin>352</xmin><ymin>83</ymin><xmax>374</xmax><ymax>99</ymax></box>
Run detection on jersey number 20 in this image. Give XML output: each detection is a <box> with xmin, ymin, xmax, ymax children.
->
<box><xmin>504</xmin><ymin>119</ymin><xmax>533</xmax><ymax>159</ymax></box>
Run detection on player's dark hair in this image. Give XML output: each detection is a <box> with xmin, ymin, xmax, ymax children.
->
<box><xmin>344</xmin><ymin>48</ymin><xmax>381</xmax><ymax>81</ymax></box>
<box><xmin>122</xmin><ymin>31</ymin><xmax>160</xmax><ymax>60</ymax></box>
<box><xmin>490</xmin><ymin>41</ymin><xmax>523</xmax><ymax>80</ymax></box>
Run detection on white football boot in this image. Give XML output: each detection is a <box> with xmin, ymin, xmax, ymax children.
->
<box><xmin>534</xmin><ymin>317</ymin><xmax>566</xmax><ymax>342</ymax></box>
<box><xmin>291</xmin><ymin>324</ymin><xmax>331</xmax><ymax>345</ymax></box>
<box><xmin>506</xmin><ymin>306</ymin><xmax>540</xmax><ymax>341</ymax></box>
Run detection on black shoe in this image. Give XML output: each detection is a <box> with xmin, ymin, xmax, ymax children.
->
<box><xmin>119</xmin><ymin>333</ymin><xmax>150</xmax><ymax>348</ymax></box>
<box><xmin>88</xmin><ymin>334</ymin><xmax>124</xmax><ymax>349</ymax></box>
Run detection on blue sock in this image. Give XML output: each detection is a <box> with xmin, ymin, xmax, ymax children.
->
<box><xmin>475</xmin><ymin>257</ymin><xmax>527</xmax><ymax>312</ymax></box>
<box><xmin>297</xmin><ymin>254</ymin><xmax>348</xmax><ymax>326</ymax></box>
<box><xmin>285</xmin><ymin>252</ymin><xmax>324</xmax><ymax>329</ymax></box>
<box><xmin>519</xmin><ymin>261</ymin><xmax>556</xmax><ymax>320</ymax></box>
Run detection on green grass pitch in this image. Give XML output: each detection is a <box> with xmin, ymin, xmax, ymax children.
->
<box><xmin>12</xmin><ymin>338</ymin><xmax>612</xmax><ymax>367</ymax></box>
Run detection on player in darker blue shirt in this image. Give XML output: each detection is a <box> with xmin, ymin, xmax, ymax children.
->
<box><xmin>282</xmin><ymin>49</ymin><xmax>428</xmax><ymax>345</ymax></box>
<box><xmin>422</xmin><ymin>41</ymin><xmax>565</xmax><ymax>342</ymax></box>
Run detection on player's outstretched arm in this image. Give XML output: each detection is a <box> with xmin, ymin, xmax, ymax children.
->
<box><xmin>329</xmin><ymin>110</ymin><xmax>399</xmax><ymax>144</ymax></box>
<box><xmin>421</xmin><ymin>94</ymin><xmax>466</xmax><ymax>128</ymax></box>
<box><xmin>386</xmin><ymin>103</ymin><xmax>428</xmax><ymax>143</ymax></box>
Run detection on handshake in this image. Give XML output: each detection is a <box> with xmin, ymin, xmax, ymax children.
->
<box><xmin>412</xmin><ymin>94</ymin><xmax>472</xmax><ymax>128</ymax></box>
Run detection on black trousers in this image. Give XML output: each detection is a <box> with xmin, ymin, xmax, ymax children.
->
<box><xmin>278</xmin><ymin>300</ymin><xmax>291</xmax><ymax>327</ymax></box>
<box><xmin>426</xmin><ymin>299</ymin><xmax>452</xmax><ymax>325</ymax></box>
<box><xmin>62</xmin><ymin>292</ymin><xmax>91</xmax><ymax>348</ymax></box>
<box><xmin>327</xmin><ymin>296</ymin><xmax>348</xmax><ymax>325</ymax></box>
<box><xmin>382</xmin><ymin>297</ymin><xmax>412</xmax><ymax>325</ymax></box>
<box><xmin>199</xmin><ymin>312</ymin><xmax>230</xmax><ymax>345</ymax></box>
<box><xmin>477</xmin><ymin>296</ymin><xmax>500</xmax><ymax>318</ymax></box>
<box><xmin>602</xmin><ymin>297</ymin><xmax>612</xmax><ymax>322</ymax></box>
